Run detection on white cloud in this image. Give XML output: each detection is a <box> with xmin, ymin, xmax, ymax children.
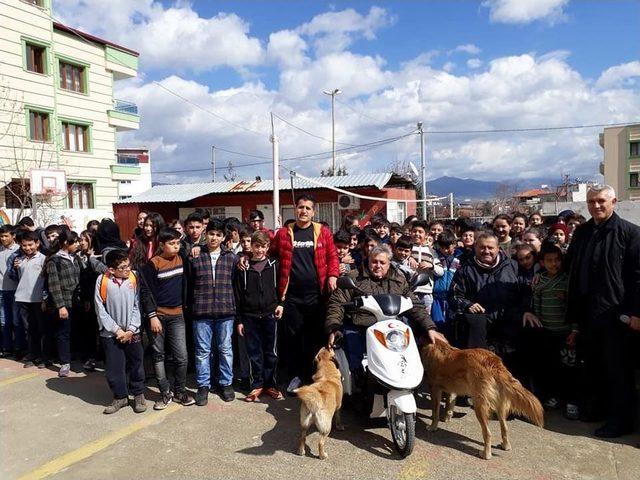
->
<box><xmin>85</xmin><ymin>5</ymin><xmax>638</xmax><ymax>185</ymax></box>
<box><xmin>467</xmin><ymin>58</ymin><xmax>483</xmax><ymax>69</ymax></box>
<box><xmin>596</xmin><ymin>61</ymin><xmax>640</xmax><ymax>90</ymax></box>
<box><xmin>54</xmin><ymin>0</ymin><xmax>264</xmax><ymax>71</ymax></box>
<box><xmin>482</xmin><ymin>0</ymin><xmax>569</xmax><ymax>24</ymax></box>
<box><xmin>267</xmin><ymin>30</ymin><xmax>308</xmax><ymax>69</ymax></box>
<box><xmin>451</xmin><ymin>44</ymin><xmax>481</xmax><ymax>55</ymax></box>
<box><xmin>297</xmin><ymin>6</ymin><xmax>395</xmax><ymax>56</ymax></box>
<box><xmin>119</xmin><ymin>50</ymin><xmax>640</xmax><ymax>184</ymax></box>
<box><xmin>442</xmin><ymin>62</ymin><xmax>456</xmax><ymax>73</ymax></box>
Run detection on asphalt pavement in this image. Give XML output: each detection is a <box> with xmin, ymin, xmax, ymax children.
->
<box><xmin>1</xmin><ymin>358</ymin><xmax>639</xmax><ymax>480</ymax></box>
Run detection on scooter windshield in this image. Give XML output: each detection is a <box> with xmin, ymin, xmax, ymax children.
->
<box><xmin>371</xmin><ymin>294</ymin><xmax>403</xmax><ymax>317</ymax></box>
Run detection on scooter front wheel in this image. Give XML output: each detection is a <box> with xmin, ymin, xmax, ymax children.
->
<box><xmin>389</xmin><ymin>405</ymin><xmax>415</xmax><ymax>457</ymax></box>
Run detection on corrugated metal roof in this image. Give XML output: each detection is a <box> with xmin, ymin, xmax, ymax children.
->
<box><xmin>117</xmin><ymin>173</ymin><xmax>394</xmax><ymax>204</ymax></box>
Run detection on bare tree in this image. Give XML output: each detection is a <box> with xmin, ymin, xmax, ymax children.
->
<box><xmin>0</xmin><ymin>76</ymin><xmax>63</xmax><ymax>222</ymax></box>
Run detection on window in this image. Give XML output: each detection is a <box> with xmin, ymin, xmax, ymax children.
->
<box><xmin>61</xmin><ymin>122</ymin><xmax>88</xmax><ymax>151</ymax></box>
<box><xmin>67</xmin><ymin>183</ymin><xmax>94</xmax><ymax>209</ymax></box>
<box><xmin>315</xmin><ymin>202</ymin><xmax>339</xmax><ymax>231</ymax></box>
<box><xmin>59</xmin><ymin>61</ymin><xmax>85</xmax><ymax>93</ymax></box>
<box><xmin>24</xmin><ymin>0</ymin><xmax>44</xmax><ymax>6</ymax></box>
<box><xmin>631</xmin><ymin>141</ymin><xmax>640</xmax><ymax>157</ymax></box>
<box><xmin>4</xmin><ymin>180</ymin><xmax>32</xmax><ymax>209</ymax></box>
<box><xmin>117</xmin><ymin>154</ymin><xmax>139</xmax><ymax>165</ymax></box>
<box><xmin>29</xmin><ymin>110</ymin><xmax>50</xmax><ymax>141</ymax></box>
<box><xmin>631</xmin><ymin>173</ymin><xmax>639</xmax><ymax>188</ymax></box>
<box><xmin>26</xmin><ymin>43</ymin><xmax>46</xmax><ymax>74</ymax></box>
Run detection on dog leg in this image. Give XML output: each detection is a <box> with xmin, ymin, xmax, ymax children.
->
<box><xmin>317</xmin><ymin>412</ymin><xmax>332</xmax><ymax>460</ymax></box>
<box><xmin>333</xmin><ymin>409</ymin><xmax>345</xmax><ymax>431</ymax></box>
<box><xmin>497</xmin><ymin>406</ymin><xmax>511</xmax><ymax>451</ymax></box>
<box><xmin>444</xmin><ymin>393</ymin><xmax>457</xmax><ymax>423</ymax></box>
<box><xmin>473</xmin><ymin>398</ymin><xmax>492</xmax><ymax>460</ymax></box>
<box><xmin>428</xmin><ymin>387</ymin><xmax>442</xmax><ymax>431</ymax></box>
<box><xmin>298</xmin><ymin>405</ymin><xmax>312</xmax><ymax>456</ymax></box>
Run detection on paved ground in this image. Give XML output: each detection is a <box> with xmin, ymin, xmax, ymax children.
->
<box><xmin>1</xmin><ymin>357</ymin><xmax>639</xmax><ymax>480</ymax></box>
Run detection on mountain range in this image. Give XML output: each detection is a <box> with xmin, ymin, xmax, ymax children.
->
<box><xmin>426</xmin><ymin>175</ymin><xmax>568</xmax><ymax>201</ymax></box>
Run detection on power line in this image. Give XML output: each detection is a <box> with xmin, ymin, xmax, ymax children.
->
<box><xmin>423</xmin><ymin>122</ymin><xmax>639</xmax><ymax>134</ymax></box>
<box><xmin>153</xmin><ymin>83</ymin><xmax>268</xmax><ymax>137</ymax></box>
<box><xmin>272</xmin><ymin>112</ymin><xmax>356</xmax><ymax>147</ymax></box>
<box><xmin>154</xmin><ymin>130</ymin><xmax>418</xmax><ymax>174</ymax></box>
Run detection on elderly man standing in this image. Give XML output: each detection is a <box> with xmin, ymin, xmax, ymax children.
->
<box><xmin>566</xmin><ymin>185</ymin><xmax>640</xmax><ymax>438</ymax></box>
<box><xmin>326</xmin><ymin>245</ymin><xmax>443</xmax><ymax>374</ymax></box>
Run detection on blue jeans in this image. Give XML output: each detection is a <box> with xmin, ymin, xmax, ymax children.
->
<box><xmin>343</xmin><ymin>325</ymin><xmax>367</xmax><ymax>372</ymax></box>
<box><xmin>1</xmin><ymin>290</ymin><xmax>25</xmax><ymax>352</ymax></box>
<box><xmin>193</xmin><ymin>317</ymin><xmax>234</xmax><ymax>388</ymax></box>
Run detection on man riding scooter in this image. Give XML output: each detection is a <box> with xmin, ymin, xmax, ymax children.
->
<box><xmin>326</xmin><ymin>245</ymin><xmax>446</xmax><ymax>389</ymax></box>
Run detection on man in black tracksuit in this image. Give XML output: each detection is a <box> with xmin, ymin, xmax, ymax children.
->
<box><xmin>566</xmin><ymin>186</ymin><xmax>640</xmax><ymax>438</ymax></box>
<box><xmin>233</xmin><ymin>231</ymin><xmax>283</xmax><ymax>401</ymax></box>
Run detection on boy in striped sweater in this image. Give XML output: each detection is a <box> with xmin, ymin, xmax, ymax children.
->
<box><xmin>140</xmin><ymin>227</ymin><xmax>195</xmax><ymax>410</ymax></box>
<box><xmin>522</xmin><ymin>241</ymin><xmax>576</xmax><ymax>410</ymax></box>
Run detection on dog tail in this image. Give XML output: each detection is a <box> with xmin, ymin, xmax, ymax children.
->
<box><xmin>501</xmin><ymin>376</ymin><xmax>544</xmax><ymax>428</ymax></box>
<box><xmin>294</xmin><ymin>385</ymin><xmax>323</xmax><ymax>413</ymax></box>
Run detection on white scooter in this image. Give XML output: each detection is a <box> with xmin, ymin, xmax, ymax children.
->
<box><xmin>335</xmin><ymin>274</ymin><xmax>428</xmax><ymax>457</ymax></box>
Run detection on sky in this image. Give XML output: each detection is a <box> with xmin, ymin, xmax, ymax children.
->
<box><xmin>53</xmin><ymin>0</ymin><xmax>640</xmax><ymax>185</ymax></box>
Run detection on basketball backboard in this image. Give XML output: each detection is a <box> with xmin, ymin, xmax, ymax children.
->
<box><xmin>30</xmin><ymin>169</ymin><xmax>67</xmax><ymax>195</ymax></box>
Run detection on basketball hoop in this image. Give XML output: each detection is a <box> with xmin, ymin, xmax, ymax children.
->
<box><xmin>29</xmin><ymin>169</ymin><xmax>66</xmax><ymax>196</ymax></box>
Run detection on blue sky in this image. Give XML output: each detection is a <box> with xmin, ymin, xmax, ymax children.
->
<box><xmin>55</xmin><ymin>0</ymin><xmax>640</xmax><ymax>184</ymax></box>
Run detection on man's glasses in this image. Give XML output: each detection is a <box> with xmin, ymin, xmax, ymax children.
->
<box><xmin>116</xmin><ymin>265</ymin><xmax>132</xmax><ymax>271</ymax></box>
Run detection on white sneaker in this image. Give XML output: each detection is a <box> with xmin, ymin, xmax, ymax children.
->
<box><xmin>286</xmin><ymin>376</ymin><xmax>302</xmax><ymax>393</ymax></box>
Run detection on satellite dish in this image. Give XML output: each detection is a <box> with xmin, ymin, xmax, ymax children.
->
<box><xmin>409</xmin><ymin>161</ymin><xmax>419</xmax><ymax>177</ymax></box>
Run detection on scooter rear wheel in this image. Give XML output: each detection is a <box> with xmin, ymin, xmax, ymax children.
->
<box><xmin>389</xmin><ymin>405</ymin><xmax>415</xmax><ymax>457</ymax></box>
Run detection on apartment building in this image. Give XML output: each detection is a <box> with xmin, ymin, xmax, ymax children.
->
<box><xmin>115</xmin><ymin>147</ymin><xmax>152</xmax><ymax>200</ymax></box>
<box><xmin>600</xmin><ymin>123</ymin><xmax>640</xmax><ymax>201</ymax></box>
<box><xmin>0</xmin><ymin>0</ymin><xmax>139</xmax><ymax>226</ymax></box>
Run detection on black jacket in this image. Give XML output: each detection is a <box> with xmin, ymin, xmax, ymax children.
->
<box><xmin>566</xmin><ymin>212</ymin><xmax>640</xmax><ymax>327</ymax></box>
<box><xmin>233</xmin><ymin>258</ymin><xmax>279</xmax><ymax>319</ymax></box>
<box><xmin>325</xmin><ymin>264</ymin><xmax>436</xmax><ymax>335</ymax></box>
<box><xmin>449</xmin><ymin>252</ymin><xmax>525</xmax><ymax>331</ymax></box>
<box><xmin>139</xmin><ymin>251</ymin><xmax>191</xmax><ymax>320</ymax></box>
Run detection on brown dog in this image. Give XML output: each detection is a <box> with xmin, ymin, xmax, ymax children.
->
<box><xmin>422</xmin><ymin>339</ymin><xmax>544</xmax><ymax>460</ymax></box>
<box><xmin>294</xmin><ymin>347</ymin><xmax>343</xmax><ymax>460</ymax></box>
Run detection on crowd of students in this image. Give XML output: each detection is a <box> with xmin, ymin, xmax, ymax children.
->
<box><xmin>0</xmin><ymin>195</ymin><xmax>635</xmax><ymax>438</ymax></box>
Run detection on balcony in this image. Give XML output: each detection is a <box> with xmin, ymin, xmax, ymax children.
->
<box><xmin>108</xmin><ymin>99</ymin><xmax>139</xmax><ymax>131</ymax></box>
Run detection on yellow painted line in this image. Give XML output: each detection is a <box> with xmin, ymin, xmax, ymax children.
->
<box><xmin>18</xmin><ymin>403</ymin><xmax>180</xmax><ymax>480</ymax></box>
<box><xmin>0</xmin><ymin>372</ymin><xmax>39</xmax><ymax>387</ymax></box>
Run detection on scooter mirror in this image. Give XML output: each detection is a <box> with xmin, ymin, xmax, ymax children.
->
<box><xmin>410</xmin><ymin>272</ymin><xmax>430</xmax><ymax>290</ymax></box>
<box><xmin>337</xmin><ymin>275</ymin><xmax>357</xmax><ymax>290</ymax></box>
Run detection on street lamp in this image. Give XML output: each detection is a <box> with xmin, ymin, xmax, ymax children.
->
<box><xmin>323</xmin><ymin>88</ymin><xmax>341</xmax><ymax>175</ymax></box>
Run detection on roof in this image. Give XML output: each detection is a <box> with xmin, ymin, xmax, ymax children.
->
<box><xmin>53</xmin><ymin>22</ymin><xmax>139</xmax><ymax>56</ymax></box>
<box><xmin>514</xmin><ymin>188</ymin><xmax>552</xmax><ymax>199</ymax></box>
<box><xmin>116</xmin><ymin>173</ymin><xmax>395</xmax><ymax>204</ymax></box>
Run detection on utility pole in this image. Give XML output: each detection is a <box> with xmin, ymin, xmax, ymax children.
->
<box><xmin>418</xmin><ymin>122</ymin><xmax>427</xmax><ymax>220</ymax></box>
<box><xmin>211</xmin><ymin>145</ymin><xmax>216</xmax><ymax>182</ymax></box>
<box><xmin>449</xmin><ymin>192</ymin><xmax>454</xmax><ymax>219</ymax></box>
<box><xmin>323</xmin><ymin>88</ymin><xmax>341</xmax><ymax>175</ymax></box>
<box><xmin>270</xmin><ymin>112</ymin><xmax>280</xmax><ymax>229</ymax></box>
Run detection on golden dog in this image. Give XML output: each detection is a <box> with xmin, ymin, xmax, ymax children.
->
<box><xmin>295</xmin><ymin>347</ymin><xmax>343</xmax><ymax>460</ymax></box>
<box><xmin>422</xmin><ymin>339</ymin><xmax>544</xmax><ymax>459</ymax></box>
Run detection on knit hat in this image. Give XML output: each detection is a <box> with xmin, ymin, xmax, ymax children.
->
<box><xmin>548</xmin><ymin>223</ymin><xmax>569</xmax><ymax>238</ymax></box>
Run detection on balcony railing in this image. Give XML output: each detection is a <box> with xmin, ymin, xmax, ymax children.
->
<box><xmin>113</xmin><ymin>99</ymin><xmax>138</xmax><ymax>115</ymax></box>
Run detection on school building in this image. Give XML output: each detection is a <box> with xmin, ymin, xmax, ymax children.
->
<box><xmin>113</xmin><ymin>173</ymin><xmax>417</xmax><ymax>237</ymax></box>
<box><xmin>0</xmin><ymin>0</ymin><xmax>140</xmax><ymax>228</ymax></box>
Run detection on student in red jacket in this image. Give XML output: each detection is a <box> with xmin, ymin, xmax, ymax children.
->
<box><xmin>269</xmin><ymin>193</ymin><xmax>339</xmax><ymax>393</ymax></box>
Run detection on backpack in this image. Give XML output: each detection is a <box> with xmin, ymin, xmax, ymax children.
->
<box><xmin>99</xmin><ymin>271</ymin><xmax>137</xmax><ymax>304</ymax></box>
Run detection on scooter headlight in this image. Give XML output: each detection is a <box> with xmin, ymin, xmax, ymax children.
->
<box><xmin>374</xmin><ymin>328</ymin><xmax>410</xmax><ymax>352</ymax></box>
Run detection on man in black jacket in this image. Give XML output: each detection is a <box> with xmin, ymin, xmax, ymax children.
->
<box><xmin>566</xmin><ymin>185</ymin><xmax>640</xmax><ymax>438</ymax></box>
<box><xmin>448</xmin><ymin>232</ymin><xmax>526</xmax><ymax>367</ymax></box>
